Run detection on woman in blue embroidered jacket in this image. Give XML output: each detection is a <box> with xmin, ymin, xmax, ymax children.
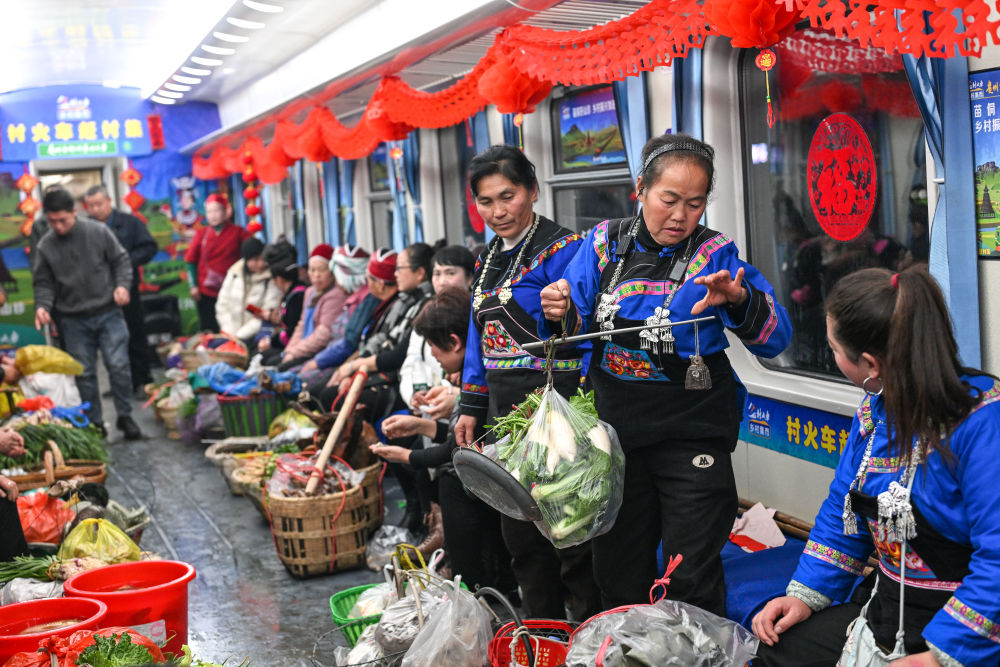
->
<box><xmin>752</xmin><ymin>267</ymin><xmax>1000</xmax><ymax>667</ymax></box>
<box><xmin>541</xmin><ymin>134</ymin><xmax>791</xmax><ymax>616</ymax></box>
<box><xmin>454</xmin><ymin>144</ymin><xmax>601</xmax><ymax>621</ymax></box>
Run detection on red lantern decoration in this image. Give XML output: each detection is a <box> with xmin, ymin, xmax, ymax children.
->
<box><xmin>243</xmin><ymin>151</ymin><xmax>254</xmax><ymax>165</ymax></box>
<box><xmin>242</xmin><ymin>166</ymin><xmax>257</xmax><ymax>183</ymax></box>
<box><xmin>17</xmin><ymin>196</ymin><xmax>40</xmax><ymax>217</ymax></box>
<box><xmin>245</xmin><ymin>204</ymin><xmax>261</xmax><ymax>217</ymax></box>
<box><xmin>477</xmin><ymin>53</ymin><xmax>552</xmax><ymax>114</ymax></box>
<box><xmin>15</xmin><ymin>172</ymin><xmax>39</xmax><ymax>193</ymax></box>
<box><xmin>120</xmin><ymin>167</ymin><xmax>142</xmax><ymax>187</ymax></box>
<box><xmin>702</xmin><ymin>0</ymin><xmax>799</xmax><ymax>49</ymax></box>
<box><xmin>123</xmin><ymin>189</ymin><xmax>145</xmax><ymax>214</ymax></box>
<box><xmin>389</xmin><ymin>146</ymin><xmax>403</xmax><ymax>161</ymax></box>
<box><xmin>247</xmin><ymin>221</ymin><xmax>263</xmax><ymax>234</ymax></box>
<box><xmin>243</xmin><ymin>186</ymin><xmax>260</xmax><ymax>200</ymax></box>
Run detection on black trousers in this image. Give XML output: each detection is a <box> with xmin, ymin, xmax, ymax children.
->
<box><xmin>1</xmin><ymin>497</ymin><xmax>28</xmax><ymax>561</ymax></box>
<box><xmin>123</xmin><ymin>286</ymin><xmax>152</xmax><ymax>388</ymax></box>
<box><xmin>591</xmin><ymin>436</ymin><xmax>737</xmax><ymax>618</ymax></box>
<box><xmin>501</xmin><ymin>514</ymin><xmax>602</xmax><ymax>621</ymax></box>
<box><xmin>196</xmin><ymin>294</ymin><xmax>219</xmax><ymax>333</ymax></box>
<box><xmin>753</xmin><ymin>602</ymin><xmax>861</xmax><ymax>666</ymax></box>
<box><xmin>438</xmin><ymin>471</ymin><xmax>514</xmax><ymax>593</ymax></box>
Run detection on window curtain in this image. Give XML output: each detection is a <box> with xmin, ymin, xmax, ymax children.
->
<box><xmin>387</xmin><ymin>142</ymin><xmax>408</xmax><ymax>251</ymax></box>
<box><xmin>402</xmin><ymin>133</ymin><xmax>423</xmax><ymax>243</ymax></box>
<box><xmin>259</xmin><ymin>185</ymin><xmax>273</xmax><ymax>242</ymax></box>
<box><xmin>672</xmin><ymin>50</ymin><xmax>703</xmax><ymax>139</ymax></box>
<box><xmin>322</xmin><ymin>158</ymin><xmax>341</xmax><ymax>247</ymax></box>
<box><xmin>903</xmin><ymin>53</ymin><xmax>980</xmax><ymax>367</ymax></box>
<box><xmin>231</xmin><ymin>174</ymin><xmax>248</xmax><ymax>229</ymax></box>
<box><xmin>339</xmin><ymin>159</ymin><xmax>356</xmax><ymax>246</ymax></box>
<box><xmin>292</xmin><ymin>161</ymin><xmax>308</xmax><ymax>263</ymax></box>
<box><xmin>612</xmin><ymin>74</ymin><xmax>650</xmax><ymax>182</ymax></box>
<box><xmin>502</xmin><ymin>114</ymin><xmax>518</xmax><ymax>147</ymax></box>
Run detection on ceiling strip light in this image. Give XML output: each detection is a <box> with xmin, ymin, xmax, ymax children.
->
<box><xmin>243</xmin><ymin>0</ymin><xmax>284</xmax><ymax>13</ymax></box>
<box><xmin>201</xmin><ymin>44</ymin><xmax>236</xmax><ymax>55</ymax></box>
<box><xmin>157</xmin><ymin>90</ymin><xmax>184</xmax><ymax>99</ymax></box>
<box><xmin>181</xmin><ymin>66</ymin><xmax>212</xmax><ymax>76</ymax></box>
<box><xmin>164</xmin><ymin>82</ymin><xmax>192</xmax><ymax>92</ymax></box>
<box><xmin>150</xmin><ymin>96</ymin><xmax>177</xmax><ymax>105</ymax></box>
<box><xmin>227</xmin><ymin>16</ymin><xmax>266</xmax><ymax>29</ymax></box>
<box><xmin>213</xmin><ymin>31</ymin><xmax>249</xmax><ymax>43</ymax></box>
<box><xmin>172</xmin><ymin>74</ymin><xmax>202</xmax><ymax>84</ymax></box>
<box><xmin>191</xmin><ymin>56</ymin><xmax>224</xmax><ymax>66</ymax></box>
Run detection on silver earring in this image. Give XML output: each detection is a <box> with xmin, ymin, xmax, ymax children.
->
<box><xmin>862</xmin><ymin>376</ymin><xmax>883</xmax><ymax>397</ymax></box>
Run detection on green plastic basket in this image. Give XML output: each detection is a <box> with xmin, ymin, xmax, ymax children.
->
<box><xmin>330</xmin><ymin>583</ymin><xmax>383</xmax><ymax>647</ymax></box>
<box><xmin>329</xmin><ymin>580</ymin><xmax>471</xmax><ymax>647</ymax></box>
<box><xmin>218</xmin><ymin>393</ymin><xmax>288</xmax><ymax>437</ymax></box>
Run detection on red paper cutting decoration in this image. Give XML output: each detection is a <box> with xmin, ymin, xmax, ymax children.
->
<box><xmin>477</xmin><ymin>49</ymin><xmax>552</xmax><ymax>114</ymax></box>
<box><xmin>123</xmin><ymin>189</ymin><xmax>146</xmax><ymax>214</ymax></box>
<box><xmin>17</xmin><ymin>196</ymin><xmax>40</xmax><ymax>217</ymax></box>
<box><xmin>363</xmin><ymin>101</ymin><xmax>413</xmax><ymax>144</ymax></box>
<box><xmin>702</xmin><ymin>0</ymin><xmax>799</xmax><ymax>49</ymax></box>
<box><xmin>807</xmin><ymin>113</ymin><xmax>877</xmax><ymax>242</ymax></box>
<box><xmin>147</xmin><ymin>114</ymin><xmax>165</xmax><ymax>150</ymax></box>
<box><xmin>15</xmin><ymin>172</ymin><xmax>39</xmax><ymax>193</ymax></box>
<box><xmin>120</xmin><ymin>166</ymin><xmax>142</xmax><ymax>187</ymax></box>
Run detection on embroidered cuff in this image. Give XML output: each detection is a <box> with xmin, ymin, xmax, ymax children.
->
<box><xmin>459</xmin><ymin>386</ymin><xmax>489</xmax><ymax>421</ymax></box>
<box><xmin>803</xmin><ymin>539</ymin><xmax>867</xmax><ymax>575</ymax></box>
<box><xmin>944</xmin><ymin>597</ymin><xmax>1000</xmax><ymax>645</ymax></box>
<box><xmin>727</xmin><ymin>283</ymin><xmax>779</xmax><ymax>346</ymax></box>
<box><xmin>786</xmin><ymin>580</ymin><xmax>833</xmax><ymax>612</ymax></box>
<box><xmin>927</xmin><ymin>642</ymin><xmax>965</xmax><ymax>667</ymax></box>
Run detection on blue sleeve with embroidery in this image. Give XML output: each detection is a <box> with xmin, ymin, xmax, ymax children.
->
<box><xmin>920</xmin><ymin>403</ymin><xmax>1000</xmax><ymax>665</ymax></box>
<box><xmin>711</xmin><ymin>244</ymin><xmax>792</xmax><ymax>359</ymax></box>
<box><xmin>789</xmin><ymin>404</ymin><xmax>874</xmax><ymax>604</ymax></box>
<box><xmin>539</xmin><ymin>224</ymin><xmax>602</xmax><ymax>340</ymax></box>
<box><xmin>459</xmin><ymin>306</ymin><xmax>489</xmax><ymax>421</ymax></box>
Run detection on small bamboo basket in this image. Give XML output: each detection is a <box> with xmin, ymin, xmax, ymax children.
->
<box><xmin>10</xmin><ymin>441</ymin><xmax>107</xmax><ymax>493</ymax></box>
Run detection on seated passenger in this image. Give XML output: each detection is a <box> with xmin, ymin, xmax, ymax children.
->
<box><xmin>256</xmin><ymin>240</ymin><xmax>307</xmax><ymax>365</ymax></box>
<box><xmin>214</xmin><ymin>237</ymin><xmax>283</xmax><ymax>347</ymax></box>
<box><xmin>376</xmin><ymin>286</ymin><xmax>514</xmax><ymax>593</ymax></box>
<box><xmin>753</xmin><ymin>266</ymin><xmax>1000</xmax><ymax>667</ymax></box>
<box><xmin>278</xmin><ymin>244</ymin><xmax>347</xmax><ymax>369</ymax></box>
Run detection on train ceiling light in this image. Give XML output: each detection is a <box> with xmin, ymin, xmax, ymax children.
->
<box><xmin>147</xmin><ymin>0</ymin><xmax>284</xmax><ymax>106</ymax></box>
<box><xmin>192</xmin><ymin>0</ymin><xmax>1000</xmax><ymax>182</ymax></box>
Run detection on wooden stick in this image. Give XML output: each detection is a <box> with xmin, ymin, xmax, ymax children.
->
<box><xmin>305</xmin><ymin>370</ymin><xmax>367</xmax><ymax>495</ymax></box>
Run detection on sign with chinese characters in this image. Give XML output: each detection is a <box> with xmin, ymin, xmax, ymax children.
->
<box><xmin>970</xmin><ymin>68</ymin><xmax>1000</xmax><ymax>258</ymax></box>
<box><xmin>806</xmin><ymin>113</ymin><xmax>878</xmax><ymax>242</ymax></box>
<box><xmin>739</xmin><ymin>393</ymin><xmax>854</xmax><ymax>469</ymax></box>
<box><xmin>0</xmin><ymin>85</ymin><xmax>152</xmax><ymax>161</ymax></box>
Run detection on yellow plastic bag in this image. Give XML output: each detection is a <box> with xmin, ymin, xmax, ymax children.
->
<box><xmin>267</xmin><ymin>408</ymin><xmax>316</xmax><ymax>439</ymax></box>
<box><xmin>15</xmin><ymin>345</ymin><xmax>84</xmax><ymax>376</ymax></box>
<box><xmin>57</xmin><ymin>518</ymin><xmax>142</xmax><ymax>563</ymax></box>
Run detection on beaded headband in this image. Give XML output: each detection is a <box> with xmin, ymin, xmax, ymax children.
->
<box><xmin>640</xmin><ymin>141</ymin><xmax>715</xmax><ymax>178</ymax></box>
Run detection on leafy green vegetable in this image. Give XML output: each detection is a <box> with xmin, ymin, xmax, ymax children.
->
<box><xmin>1</xmin><ymin>422</ymin><xmax>108</xmax><ymax>469</ymax></box>
<box><xmin>0</xmin><ymin>555</ymin><xmax>56</xmax><ymax>584</ymax></box>
<box><xmin>76</xmin><ymin>633</ymin><xmax>154</xmax><ymax>667</ymax></box>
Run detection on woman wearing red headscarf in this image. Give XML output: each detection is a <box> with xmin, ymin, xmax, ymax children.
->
<box><xmin>184</xmin><ymin>193</ymin><xmax>250</xmax><ymax>332</ymax></box>
<box><xmin>279</xmin><ymin>244</ymin><xmax>349</xmax><ymax>368</ymax></box>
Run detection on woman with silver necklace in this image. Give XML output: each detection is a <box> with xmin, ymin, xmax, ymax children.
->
<box><xmin>455</xmin><ymin>144</ymin><xmax>601</xmax><ymax>621</ymax></box>
<box><xmin>541</xmin><ymin>133</ymin><xmax>792</xmax><ymax>616</ymax></box>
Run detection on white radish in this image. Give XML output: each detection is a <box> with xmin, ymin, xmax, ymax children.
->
<box><xmin>548</xmin><ymin>411</ymin><xmax>578</xmax><ymax>462</ymax></box>
<box><xmin>588</xmin><ymin>425</ymin><xmax>612</xmax><ymax>455</ymax></box>
<box><xmin>546</xmin><ymin>445</ymin><xmax>562</xmax><ymax>474</ymax></box>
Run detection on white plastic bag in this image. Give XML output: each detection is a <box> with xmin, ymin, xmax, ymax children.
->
<box><xmin>402</xmin><ymin>582</ymin><xmax>491</xmax><ymax>667</ymax></box>
<box><xmin>349</xmin><ymin>582</ymin><xmax>397</xmax><ymax>619</ymax></box>
<box><xmin>18</xmin><ymin>372</ymin><xmax>81</xmax><ymax>407</ymax></box>
<box><xmin>374</xmin><ymin>587</ymin><xmax>443</xmax><ymax>655</ymax></box>
<box><xmin>1</xmin><ymin>578</ymin><xmax>64</xmax><ymax>605</ymax></box>
<box><xmin>365</xmin><ymin>525</ymin><xmax>419</xmax><ymax>571</ymax></box>
<box><xmin>334</xmin><ymin>625</ymin><xmax>384</xmax><ymax>666</ymax></box>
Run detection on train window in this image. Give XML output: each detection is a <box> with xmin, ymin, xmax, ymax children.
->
<box><xmin>370</xmin><ymin>198</ymin><xmax>393</xmax><ymax>250</ymax></box>
<box><xmin>740</xmin><ymin>28</ymin><xmax>928</xmax><ymax>378</ymax></box>
<box><xmin>552</xmin><ymin>181</ymin><xmax>634</xmax><ymax>235</ymax></box>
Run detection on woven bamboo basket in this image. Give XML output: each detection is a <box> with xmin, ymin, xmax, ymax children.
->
<box><xmin>179</xmin><ymin>348</ymin><xmax>248</xmax><ymax>371</ymax></box>
<box><xmin>268</xmin><ymin>484</ymin><xmax>369</xmax><ymax>578</ymax></box>
<box><xmin>10</xmin><ymin>441</ymin><xmax>107</xmax><ymax>493</ymax></box>
<box><xmin>155</xmin><ymin>400</ymin><xmax>181</xmax><ymax>440</ymax></box>
<box><xmin>357</xmin><ymin>461</ymin><xmax>385</xmax><ymax>532</ymax></box>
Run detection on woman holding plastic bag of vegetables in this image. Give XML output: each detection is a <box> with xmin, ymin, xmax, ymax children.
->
<box><xmin>541</xmin><ymin>133</ymin><xmax>791</xmax><ymax>617</ymax></box>
<box><xmin>454</xmin><ymin>144</ymin><xmax>602</xmax><ymax>621</ymax></box>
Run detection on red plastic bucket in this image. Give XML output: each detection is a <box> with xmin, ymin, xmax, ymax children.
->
<box><xmin>64</xmin><ymin>560</ymin><xmax>196</xmax><ymax>655</ymax></box>
<box><xmin>0</xmin><ymin>597</ymin><xmax>108</xmax><ymax>662</ymax></box>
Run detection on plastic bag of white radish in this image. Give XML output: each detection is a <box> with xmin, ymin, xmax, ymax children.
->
<box><xmin>493</xmin><ymin>386</ymin><xmax>625</xmax><ymax>548</ymax></box>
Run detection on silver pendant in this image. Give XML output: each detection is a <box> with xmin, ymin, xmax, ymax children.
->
<box><xmin>685</xmin><ymin>354</ymin><xmax>712</xmax><ymax>390</ymax></box>
<box><xmin>661</xmin><ymin>326</ymin><xmax>675</xmax><ymax>356</ymax></box>
<box><xmin>876</xmin><ymin>481</ymin><xmax>916</xmax><ymax>544</ymax></box>
<box><xmin>498</xmin><ymin>285</ymin><xmax>512</xmax><ymax>305</ymax></box>
<box><xmin>640</xmin><ymin>307</ymin><xmax>670</xmax><ymax>353</ymax></box>
<box><xmin>596</xmin><ymin>293</ymin><xmax>620</xmax><ymax>341</ymax></box>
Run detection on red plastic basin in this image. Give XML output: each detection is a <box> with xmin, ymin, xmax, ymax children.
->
<box><xmin>64</xmin><ymin>560</ymin><xmax>196</xmax><ymax>656</ymax></box>
<box><xmin>0</xmin><ymin>596</ymin><xmax>108</xmax><ymax>662</ymax></box>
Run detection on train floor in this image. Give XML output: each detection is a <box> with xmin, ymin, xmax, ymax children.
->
<box><xmin>101</xmin><ymin>384</ymin><xmax>401</xmax><ymax>666</ymax></box>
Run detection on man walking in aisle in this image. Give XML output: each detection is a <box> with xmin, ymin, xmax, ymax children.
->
<box><xmin>33</xmin><ymin>188</ymin><xmax>142</xmax><ymax>440</ymax></box>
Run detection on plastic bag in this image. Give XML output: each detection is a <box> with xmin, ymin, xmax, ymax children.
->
<box><xmin>375</xmin><ymin>588</ymin><xmax>443</xmax><ymax>654</ymax></box>
<box><xmin>334</xmin><ymin>625</ymin><xmax>384</xmax><ymax>666</ymax></box>
<box><xmin>402</xmin><ymin>582</ymin><xmax>492</xmax><ymax>667</ymax></box>
<box><xmin>163</xmin><ymin>380</ymin><xmax>194</xmax><ymax>409</ymax></box>
<box><xmin>565</xmin><ymin>599</ymin><xmax>759</xmax><ymax>667</ymax></box>
<box><xmin>17</xmin><ymin>492</ymin><xmax>75</xmax><ymax>543</ymax></box>
<box><xmin>493</xmin><ymin>386</ymin><xmax>625</xmax><ymax>548</ymax></box>
<box><xmin>56</xmin><ymin>518</ymin><xmax>141</xmax><ymax>563</ymax></box>
<box><xmin>196</xmin><ymin>394</ymin><xmax>223</xmax><ymax>432</ymax></box>
<box><xmin>18</xmin><ymin>373</ymin><xmax>82</xmax><ymax>408</ymax></box>
<box><xmin>366</xmin><ymin>525</ymin><xmax>419</xmax><ymax>571</ymax></box>
<box><xmin>2</xmin><ymin>625</ymin><xmax>164</xmax><ymax>667</ymax></box>
<box><xmin>265</xmin><ymin>453</ymin><xmax>363</xmax><ymax>497</ymax></box>
<box><xmin>268</xmin><ymin>408</ymin><xmax>316</xmax><ymax>439</ymax></box>
<box><xmin>349</xmin><ymin>582</ymin><xmax>397</xmax><ymax>619</ymax></box>
<box><xmin>15</xmin><ymin>345</ymin><xmax>83</xmax><ymax>376</ymax></box>
<box><xmin>1</xmin><ymin>577</ymin><xmax>63</xmax><ymax>605</ymax></box>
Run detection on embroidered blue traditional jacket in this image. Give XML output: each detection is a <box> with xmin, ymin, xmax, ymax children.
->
<box><xmin>790</xmin><ymin>375</ymin><xmax>1000</xmax><ymax>666</ymax></box>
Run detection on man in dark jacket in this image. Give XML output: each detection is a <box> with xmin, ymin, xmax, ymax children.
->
<box><xmin>34</xmin><ymin>189</ymin><xmax>142</xmax><ymax>440</ymax></box>
<box><xmin>84</xmin><ymin>185</ymin><xmax>158</xmax><ymax>392</ymax></box>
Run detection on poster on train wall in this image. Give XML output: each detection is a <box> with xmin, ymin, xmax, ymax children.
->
<box><xmin>971</xmin><ymin>68</ymin><xmax>1000</xmax><ymax>258</ymax></box>
<box><xmin>739</xmin><ymin>393</ymin><xmax>854</xmax><ymax>469</ymax></box>
<box><xmin>553</xmin><ymin>84</ymin><xmax>627</xmax><ymax>172</ymax></box>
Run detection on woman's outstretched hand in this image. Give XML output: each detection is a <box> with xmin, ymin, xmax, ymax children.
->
<box><xmin>691</xmin><ymin>267</ymin><xmax>748</xmax><ymax>315</ymax></box>
<box><xmin>541</xmin><ymin>279</ymin><xmax>572</xmax><ymax>321</ymax></box>
<box><xmin>751</xmin><ymin>595</ymin><xmax>813</xmax><ymax>647</ymax></box>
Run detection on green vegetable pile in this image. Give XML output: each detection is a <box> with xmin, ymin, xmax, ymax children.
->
<box><xmin>77</xmin><ymin>633</ymin><xmax>154</xmax><ymax>667</ymax></box>
<box><xmin>0</xmin><ymin>422</ymin><xmax>108</xmax><ymax>469</ymax></box>
<box><xmin>0</xmin><ymin>555</ymin><xmax>56</xmax><ymax>584</ymax></box>
<box><xmin>491</xmin><ymin>388</ymin><xmax>624</xmax><ymax>547</ymax></box>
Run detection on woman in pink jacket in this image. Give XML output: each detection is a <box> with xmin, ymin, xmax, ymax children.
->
<box><xmin>279</xmin><ymin>244</ymin><xmax>347</xmax><ymax>368</ymax></box>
